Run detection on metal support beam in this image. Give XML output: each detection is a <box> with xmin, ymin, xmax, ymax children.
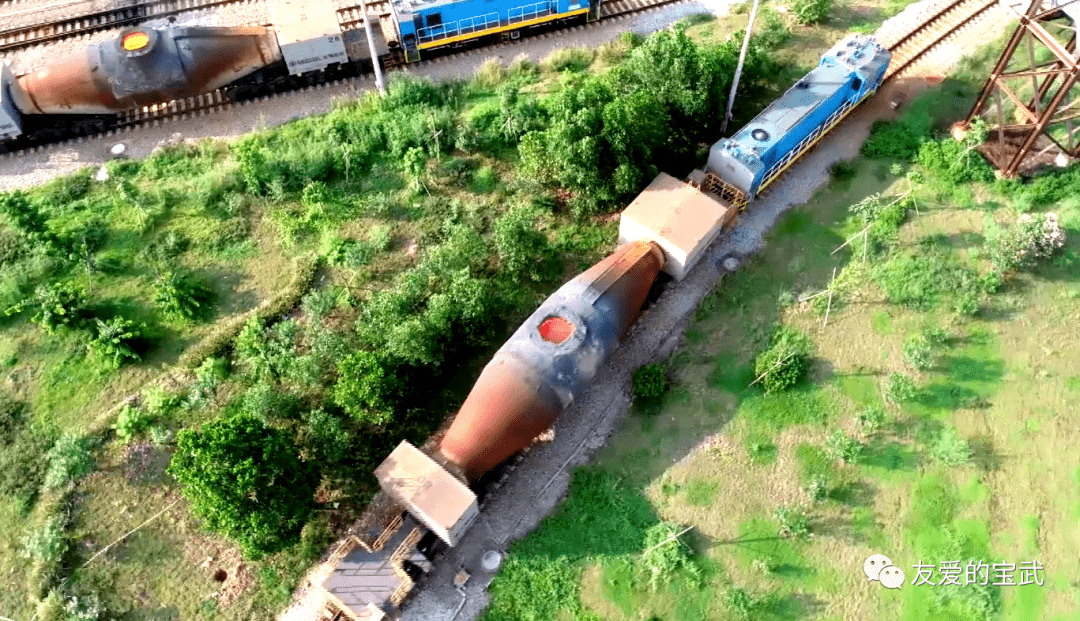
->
<box><xmin>962</xmin><ymin>0</ymin><xmax>1080</xmax><ymax>176</ymax></box>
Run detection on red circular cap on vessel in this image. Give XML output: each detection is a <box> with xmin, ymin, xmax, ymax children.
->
<box><xmin>539</xmin><ymin>316</ymin><xmax>574</xmax><ymax>344</ymax></box>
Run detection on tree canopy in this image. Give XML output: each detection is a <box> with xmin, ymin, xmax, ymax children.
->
<box><xmin>168</xmin><ymin>415</ymin><xmax>318</xmax><ymax>558</ymax></box>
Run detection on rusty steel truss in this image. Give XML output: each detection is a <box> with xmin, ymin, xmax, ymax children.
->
<box><xmin>963</xmin><ymin>0</ymin><xmax>1080</xmax><ymax>176</ymax></box>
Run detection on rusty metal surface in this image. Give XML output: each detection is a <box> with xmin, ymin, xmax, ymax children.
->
<box><xmin>13</xmin><ymin>26</ymin><xmax>281</xmax><ymax>115</ymax></box>
<box><xmin>437</xmin><ymin>241</ymin><xmax>663</xmax><ymax>482</ymax></box>
<box><xmin>437</xmin><ymin>356</ymin><xmax>565</xmax><ymax>482</ymax></box>
<box><xmin>962</xmin><ymin>0</ymin><xmax>1080</xmax><ymax>176</ymax></box>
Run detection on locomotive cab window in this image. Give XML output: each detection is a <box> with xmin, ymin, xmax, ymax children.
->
<box><xmin>852</xmin><ymin>77</ymin><xmax>862</xmax><ymax>90</ymax></box>
<box><xmin>427</xmin><ymin>13</ymin><xmax>442</xmax><ymax>27</ymax></box>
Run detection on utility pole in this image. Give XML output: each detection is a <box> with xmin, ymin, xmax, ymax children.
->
<box><xmin>361</xmin><ymin>0</ymin><xmax>386</xmax><ymax>96</ymax></box>
<box><xmin>722</xmin><ymin>0</ymin><xmax>760</xmax><ymax>135</ymax></box>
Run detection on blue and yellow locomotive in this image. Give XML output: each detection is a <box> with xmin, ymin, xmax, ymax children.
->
<box><xmin>391</xmin><ymin>0</ymin><xmax>593</xmax><ymax>61</ymax></box>
<box><xmin>704</xmin><ymin>34</ymin><xmax>891</xmax><ymax>207</ymax></box>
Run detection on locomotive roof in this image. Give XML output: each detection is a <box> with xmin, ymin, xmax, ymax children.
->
<box><xmin>726</xmin><ymin>35</ymin><xmax>886</xmax><ymax>155</ymax></box>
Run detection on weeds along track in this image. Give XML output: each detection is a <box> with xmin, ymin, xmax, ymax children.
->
<box><xmin>0</xmin><ymin>0</ymin><xmax>263</xmax><ymax>55</ymax></box>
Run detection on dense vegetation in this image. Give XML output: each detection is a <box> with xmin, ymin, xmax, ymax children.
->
<box><xmin>0</xmin><ymin>20</ymin><xmax>787</xmax><ymax>620</ymax></box>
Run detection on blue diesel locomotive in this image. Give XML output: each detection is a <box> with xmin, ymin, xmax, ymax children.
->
<box><xmin>391</xmin><ymin>0</ymin><xmax>592</xmax><ymax>61</ymax></box>
<box><xmin>703</xmin><ymin>34</ymin><xmax>891</xmax><ymax>208</ymax></box>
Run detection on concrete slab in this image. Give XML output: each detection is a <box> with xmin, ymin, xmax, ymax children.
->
<box><xmin>617</xmin><ymin>172</ymin><xmax>735</xmax><ymax>281</ymax></box>
<box><xmin>375</xmin><ymin>441</ymin><xmax>479</xmax><ymax>547</ymax></box>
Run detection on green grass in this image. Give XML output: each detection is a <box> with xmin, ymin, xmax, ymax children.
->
<box><xmin>738</xmin><ymin>386</ymin><xmax>832</xmax><ymax>431</ymax></box>
<box><xmin>872</xmin><ymin>310</ymin><xmax>895</xmax><ymax>334</ymax></box>
<box><xmin>482</xmin><ymin>468</ymin><xmax>660</xmax><ymax>621</ymax></box>
<box><xmin>684</xmin><ymin>478</ymin><xmax>721</xmax><ymax>506</ymax></box>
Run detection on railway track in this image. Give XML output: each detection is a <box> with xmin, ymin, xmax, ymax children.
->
<box><xmin>1</xmin><ymin>0</ymin><xmax>1003</xmax><ymax>160</ymax></box>
<box><xmin>882</xmin><ymin>0</ymin><xmax>999</xmax><ymax>81</ymax></box>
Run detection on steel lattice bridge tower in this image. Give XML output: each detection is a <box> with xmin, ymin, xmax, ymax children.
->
<box><xmin>960</xmin><ymin>0</ymin><xmax>1080</xmax><ymax>176</ymax></box>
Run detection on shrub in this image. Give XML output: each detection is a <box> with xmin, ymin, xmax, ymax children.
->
<box><xmin>472</xmin><ymin>58</ymin><xmax>505</xmax><ymax>90</ymax></box>
<box><xmin>725</xmin><ymin>587</ymin><xmax>756</xmax><ymax>619</ymax></box>
<box><xmin>44</xmin><ymin>434</ymin><xmax>95</xmax><ymax>489</ymax></box>
<box><xmin>236</xmin><ymin>382</ymin><xmax>300</xmax><ymax>422</ymax></box>
<box><xmin>826</xmin><ymin>430</ymin><xmax>862</xmax><ymax>463</ymax></box>
<box><xmin>0</xmin><ymin>189</ymin><xmax>64</xmax><ymax>253</ymax></box>
<box><xmin>234</xmin><ymin>316</ymin><xmax>298</xmax><ymax>383</ymax></box>
<box><xmin>301</xmin><ymin>286</ymin><xmax>345</xmax><ymax>324</ymax></box>
<box><xmin>153</xmin><ymin>269</ymin><xmax>215</xmax><ymax>322</ymax></box>
<box><xmin>757</xmin><ymin>7</ymin><xmax>791</xmax><ymax>47</ymax></box>
<box><xmin>804</xmin><ymin>476</ymin><xmax>829</xmax><ymax>502</ymax></box>
<box><xmin>953</xmin><ymin>289</ymin><xmax>980</xmax><ymax>316</ymax></box>
<box><xmin>169</xmin><ymin>415</ymin><xmax>318</xmax><ymax>559</ymax></box>
<box><xmin>849</xmin><ymin>193</ymin><xmax>909</xmax><ymax>243</ymax></box>
<box><xmin>916</xmin><ymin>136</ymin><xmax>995</xmax><ymax>186</ymax></box>
<box><xmin>855</xmin><ymin>405</ymin><xmax>886</xmax><ymax>434</ymax></box>
<box><xmin>63</xmin><ymin>592</ymin><xmax>107</xmax><ymax>621</ymax></box>
<box><xmin>112</xmin><ymin>405</ymin><xmax>151</xmax><ymax>444</ymax></box>
<box><xmin>791</xmin><ymin>0</ymin><xmax>831</xmax><ymax>24</ymax></box>
<box><xmin>772</xmin><ymin>503</ymin><xmax>810</xmax><ymax>538</ymax></box>
<box><xmin>333</xmin><ymin>351</ymin><xmax>400</xmax><ymax>426</ymax></box>
<box><xmin>862</xmin><ymin>108</ymin><xmax>933</xmax><ymax>160</ymax></box>
<box><xmin>980</xmin><ymin>269</ymin><xmax>1004</xmax><ymax>293</ymax></box>
<box><xmin>89</xmin><ymin>317</ymin><xmax>144</xmax><ymax>368</ymax></box>
<box><xmin>884</xmin><ymin>373</ymin><xmax>917</xmax><ymax>404</ymax></box>
<box><xmin>641</xmin><ymin>521</ymin><xmax>698</xmax><ymax>589</ymax></box>
<box><xmin>922</xmin><ymin>326</ymin><xmax>949</xmax><ymax>346</ymax></box>
<box><xmin>903</xmin><ymin>334</ymin><xmax>934</xmax><ymax>370</ymax></box>
<box><xmin>0</xmin><ymin>422</ymin><xmax>52</xmax><ymax>509</ymax></box>
<box><xmin>830</xmin><ymin>159</ymin><xmax>857</xmax><ymax>181</ymax></box>
<box><xmin>985</xmin><ymin>212</ymin><xmax>1067</xmax><ymax>274</ymax></box>
<box><xmin>540</xmin><ymin>47</ymin><xmax>595</xmax><ymax>73</ymax></box>
<box><xmin>35</xmin><ymin>590</ymin><xmax>65</xmax><ymax>621</ymax></box>
<box><xmin>6</xmin><ymin>282</ymin><xmax>88</xmax><ymax>333</ymax></box>
<box><xmin>494</xmin><ymin>205</ymin><xmax>549</xmax><ymax>282</ymax></box>
<box><xmin>632</xmin><ymin>363</ymin><xmax>669</xmax><ymax>400</ymax></box>
<box><xmin>873</xmin><ymin>252</ymin><xmax>977</xmax><ymax>310</ymax></box>
<box><xmin>140</xmin><ymin>230</ymin><xmax>190</xmax><ymax>264</ymax></box>
<box><xmin>149</xmin><ymin>426</ymin><xmax>174</xmax><ymax>447</ymax></box>
<box><xmin>753</xmin><ymin>325</ymin><xmax>813</xmax><ymax>393</ymax></box>
<box><xmin>0</xmin><ymin>393</ymin><xmax>24</xmax><ymax>442</ymax></box>
<box><xmin>179</xmin><ymin>316</ymin><xmax>246</xmax><ymax>369</ymax></box>
<box><xmin>20</xmin><ymin>514</ymin><xmax>68</xmax><ymax>569</ymax></box>
<box><xmin>187</xmin><ymin>356</ymin><xmax>227</xmax><ymax>409</ymax></box>
<box><xmin>142</xmin><ymin>386</ymin><xmax>180</xmax><ymax>417</ymax></box>
<box><xmin>929</xmin><ymin>425</ymin><xmax>971</xmax><ymax>466</ymax></box>
<box><xmin>299</xmin><ymin>408</ymin><xmax>350</xmax><ymax>465</ymax></box>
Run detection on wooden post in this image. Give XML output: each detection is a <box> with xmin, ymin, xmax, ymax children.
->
<box><xmin>823</xmin><ymin>267</ymin><xmax>836</xmax><ymax>328</ymax></box>
<box><xmin>362</xmin><ymin>0</ymin><xmax>386</xmax><ymax>96</ymax></box>
<box><xmin>722</xmin><ymin>0</ymin><xmax>760</xmax><ymax>135</ymax></box>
